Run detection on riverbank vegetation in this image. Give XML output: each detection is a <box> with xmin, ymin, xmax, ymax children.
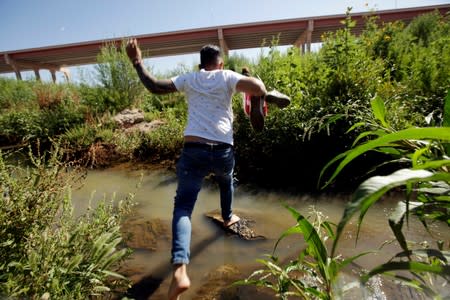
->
<box><xmin>1</xmin><ymin>9</ymin><xmax>449</xmax><ymax>298</ymax></box>
<box><xmin>235</xmin><ymin>10</ymin><xmax>449</xmax><ymax>299</ymax></box>
<box><xmin>238</xmin><ymin>93</ymin><xmax>450</xmax><ymax>298</ymax></box>
<box><xmin>0</xmin><ymin>146</ymin><xmax>135</xmax><ymax>298</ymax></box>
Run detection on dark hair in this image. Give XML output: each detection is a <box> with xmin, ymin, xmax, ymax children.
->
<box><xmin>199</xmin><ymin>45</ymin><xmax>221</xmax><ymax>69</ymax></box>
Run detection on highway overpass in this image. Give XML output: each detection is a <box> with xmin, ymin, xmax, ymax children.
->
<box><xmin>1</xmin><ymin>4</ymin><xmax>448</xmax><ymax>81</ymax></box>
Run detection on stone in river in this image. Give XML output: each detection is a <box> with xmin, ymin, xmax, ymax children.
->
<box><xmin>205</xmin><ymin>210</ymin><xmax>266</xmax><ymax>240</ymax></box>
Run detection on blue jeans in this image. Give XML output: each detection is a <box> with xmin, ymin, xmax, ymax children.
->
<box><xmin>171</xmin><ymin>143</ymin><xmax>235</xmax><ymax>265</ymax></box>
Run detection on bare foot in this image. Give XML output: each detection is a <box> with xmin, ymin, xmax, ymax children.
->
<box><xmin>223</xmin><ymin>214</ymin><xmax>240</xmax><ymax>227</ymax></box>
<box><xmin>168</xmin><ymin>264</ymin><xmax>190</xmax><ymax>300</ymax></box>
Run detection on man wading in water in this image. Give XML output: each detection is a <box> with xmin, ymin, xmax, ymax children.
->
<box><xmin>126</xmin><ymin>39</ymin><xmax>289</xmax><ymax>299</ymax></box>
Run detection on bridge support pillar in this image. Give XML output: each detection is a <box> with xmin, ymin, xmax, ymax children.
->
<box><xmin>218</xmin><ymin>28</ymin><xmax>229</xmax><ymax>56</ymax></box>
<box><xmin>34</xmin><ymin>69</ymin><xmax>41</xmax><ymax>81</ymax></box>
<box><xmin>294</xmin><ymin>19</ymin><xmax>314</xmax><ymax>54</ymax></box>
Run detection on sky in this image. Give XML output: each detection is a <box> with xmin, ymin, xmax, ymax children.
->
<box><xmin>1</xmin><ymin>0</ymin><xmax>449</xmax><ymax>82</ymax></box>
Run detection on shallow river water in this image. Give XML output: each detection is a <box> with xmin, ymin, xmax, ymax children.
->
<box><xmin>71</xmin><ymin>166</ymin><xmax>449</xmax><ymax>300</ymax></box>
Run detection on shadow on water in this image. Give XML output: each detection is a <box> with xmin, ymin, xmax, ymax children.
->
<box><xmin>123</xmin><ymin>229</ymin><xmax>224</xmax><ymax>299</ymax></box>
<box><xmin>153</xmin><ymin>175</ymin><xmax>177</xmax><ymax>188</ymax></box>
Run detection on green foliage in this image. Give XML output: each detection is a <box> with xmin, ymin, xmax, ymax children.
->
<box><xmin>0</xmin><ymin>78</ymin><xmax>36</xmax><ymax>111</ymax></box>
<box><xmin>40</xmin><ymin>103</ymin><xmax>85</xmax><ymax>137</ymax></box>
<box><xmin>233</xmin><ymin>10</ymin><xmax>450</xmax><ymax>191</ymax></box>
<box><xmin>235</xmin><ymin>9</ymin><xmax>384</xmax><ymax>190</ymax></box>
<box><xmin>135</xmin><ymin>108</ymin><xmax>185</xmax><ymax>161</ymax></box>
<box><xmin>0</xmin><ymin>110</ymin><xmax>42</xmax><ymax>145</ymax></box>
<box><xmin>377</xmin><ymin>12</ymin><xmax>449</xmax><ymax>124</ymax></box>
<box><xmin>138</xmin><ymin>91</ymin><xmax>164</xmax><ymax>112</ymax></box>
<box><xmin>236</xmin><ymin>206</ymin><xmax>369</xmax><ymax>299</ymax></box>
<box><xmin>444</xmin><ymin>90</ymin><xmax>450</xmax><ymax>156</ymax></box>
<box><xmin>224</xmin><ymin>53</ymin><xmax>254</xmax><ymax>73</ymax></box>
<box><xmin>321</xmin><ymin>96</ymin><xmax>450</xmax><ymax>297</ymax></box>
<box><xmin>0</xmin><ymin>81</ymin><xmax>85</xmax><ymax>147</ymax></box>
<box><xmin>62</xmin><ymin>124</ymin><xmax>98</xmax><ymax>149</ymax></box>
<box><xmin>94</xmin><ymin>41</ymin><xmax>144</xmax><ymax>113</ymax></box>
<box><xmin>241</xmin><ymin>92</ymin><xmax>449</xmax><ymax>299</ymax></box>
<box><xmin>0</xmin><ymin>146</ymin><xmax>134</xmax><ymax>299</ymax></box>
<box><xmin>78</xmin><ymin>84</ymin><xmax>113</xmax><ymax>114</ymax></box>
<box><xmin>0</xmin><ymin>103</ymin><xmax>84</xmax><ymax>146</ymax></box>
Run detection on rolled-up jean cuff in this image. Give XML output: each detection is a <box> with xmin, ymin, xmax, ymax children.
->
<box><xmin>172</xmin><ymin>258</ymin><xmax>189</xmax><ymax>265</ymax></box>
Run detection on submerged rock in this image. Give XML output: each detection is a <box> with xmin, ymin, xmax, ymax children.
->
<box><xmin>205</xmin><ymin>210</ymin><xmax>266</xmax><ymax>240</ymax></box>
<box><xmin>121</xmin><ymin>216</ymin><xmax>170</xmax><ymax>251</ymax></box>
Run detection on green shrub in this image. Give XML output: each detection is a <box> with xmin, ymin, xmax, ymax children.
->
<box><xmin>379</xmin><ymin>12</ymin><xmax>450</xmax><ymax>119</ymax></box>
<box><xmin>0</xmin><ymin>110</ymin><xmax>42</xmax><ymax>145</ymax></box>
<box><xmin>113</xmin><ymin>130</ymin><xmax>144</xmax><ymax>160</ymax></box>
<box><xmin>135</xmin><ymin>108</ymin><xmax>185</xmax><ymax>162</ymax></box>
<box><xmin>0</xmin><ymin>104</ymin><xmax>84</xmax><ymax>146</ymax></box>
<box><xmin>94</xmin><ymin>41</ymin><xmax>144</xmax><ymax>113</ymax></box>
<box><xmin>232</xmin><ymin>9</ymin><xmax>450</xmax><ymax>191</ymax></box>
<box><xmin>224</xmin><ymin>52</ymin><xmax>254</xmax><ymax>72</ymax></box>
<box><xmin>0</xmin><ymin>78</ymin><xmax>36</xmax><ymax>111</ymax></box>
<box><xmin>0</xmin><ymin>81</ymin><xmax>85</xmax><ymax>147</ymax></box>
<box><xmin>39</xmin><ymin>103</ymin><xmax>85</xmax><ymax>138</ymax></box>
<box><xmin>62</xmin><ymin>124</ymin><xmax>98</xmax><ymax>149</ymax></box>
<box><xmin>0</xmin><ymin>146</ymin><xmax>134</xmax><ymax>299</ymax></box>
<box><xmin>137</xmin><ymin>92</ymin><xmax>164</xmax><ymax>112</ymax></box>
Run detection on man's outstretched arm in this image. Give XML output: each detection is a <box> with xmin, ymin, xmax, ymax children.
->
<box><xmin>126</xmin><ymin>39</ymin><xmax>177</xmax><ymax>94</ymax></box>
<box><xmin>133</xmin><ymin>63</ymin><xmax>177</xmax><ymax>94</ymax></box>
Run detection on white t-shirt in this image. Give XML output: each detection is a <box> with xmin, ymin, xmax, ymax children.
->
<box><xmin>171</xmin><ymin>69</ymin><xmax>244</xmax><ymax>145</ymax></box>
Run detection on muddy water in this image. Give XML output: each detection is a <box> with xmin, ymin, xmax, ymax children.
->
<box><xmin>71</xmin><ymin>167</ymin><xmax>449</xmax><ymax>299</ymax></box>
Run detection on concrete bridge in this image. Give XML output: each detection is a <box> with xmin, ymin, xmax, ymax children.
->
<box><xmin>1</xmin><ymin>4</ymin><xmax>449</xmax><ymax>82</ymax></box>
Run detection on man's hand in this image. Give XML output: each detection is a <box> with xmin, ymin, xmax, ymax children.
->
<box><xmin>127</xmin><ymin>38</ymin><xmax>177</xmax><ymax>94</ymax></box>
<box><xmin>126</xmin><ymin>38</ymin><xmax>142</xmax><ymax>65</ymax></box>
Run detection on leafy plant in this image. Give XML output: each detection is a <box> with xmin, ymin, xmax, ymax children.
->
<box><xmin>0</xmin><ymin>110</ymin><xmax>42</xmax><ymax>145</ymax></box>
<box><xmin>320</xmin><ymin>92</ymin><xmax>450</xmax><ymax>297</ymax></box>
<box><xmin>0</xmin><ymin>145</ymin><xmax>135</xmax><ymax>299</ymax></box>
<box><xmin>239</xmin><ymin>90</ymin><xmax>449</xmax><ymax>299</ymax></box>
<box><xmin>135</xmin><ymin>108</ymin><xmax>185</xmax><ymax>162</ymax></box>
<box><xmin>0</xmin><ymin>77</ymin><xmax>36</xmax><ymax>111</ymax></box>
<box><xmin>62</xmin><ymin>124</ymin><xmax>98</xmax><ymax>149</ymax></box>
<box><xmin>94</xmin><ymin>41</ymin><xmax>144</xmax><ymax>113</ymax></box>
<box><xmin>236</xmin><ymin>206</ymin><xmax>369</xmax><ymax>299</ymax></box>
<box><xmin>0</xmin><ymin>80</ymin><xmax>85</xmax><ymax>149</ymax></box>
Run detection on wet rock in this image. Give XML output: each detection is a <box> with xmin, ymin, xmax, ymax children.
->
<box><xmin>205</xmin><ymin>210</ymin><xmax>266</xmax><ymax>240</ymax></box>
<box><xmin>121</xmin><ymin>217</ymin><xmax>170</xmax><ymax>251</ymax></box>
<box><xmin>113</xmin><ymin>108</ymin><xmax>145</xmax><ymax>127</ymax></box>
